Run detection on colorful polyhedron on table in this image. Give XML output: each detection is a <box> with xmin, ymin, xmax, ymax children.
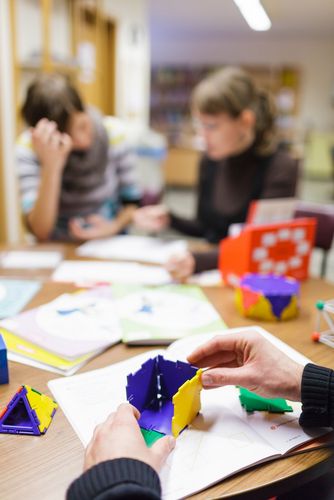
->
<box><xmin>0</xmin><ymin>334</ymin><xmax>9</xmax><ymax>384</ymax></box>
<box><xmin>126</xmin><ymin>355</ymin><xmax>202</xmax><ymax>443</ymax></box>
<box><xmin>0</xmin><ymin>385</ymin><xmax>58</xmax><ymax>435</ymax></box>
<box><xmin>235</xmin><ymin>274</ymin><xmax>300</xmax><ymax>321</ymax></box>
<box><xmin>219</xmin><ymin>218</ymin><xmax>316</xmax><ymax>286</ymax></box>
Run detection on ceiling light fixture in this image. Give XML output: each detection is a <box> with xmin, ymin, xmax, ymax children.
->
<box><xmin>233</xmin><ymin>0</ymin><xmax>272</xmax><ymax>31</ymax></box>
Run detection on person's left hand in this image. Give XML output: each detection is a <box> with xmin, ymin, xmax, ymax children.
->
<box><xmin>69</xmin><ymin>214</ymin><xmax>120</xmax><ymax>241</ymax></box>
<box><xmin>84</xmin><ymin>403</ymin><xmax>175</xmax><ymax>473</ymax></box>
<box><xmin>165</xmin><ymin>251</ymin><xmax>196</xmax><ymax>282</ymax></box>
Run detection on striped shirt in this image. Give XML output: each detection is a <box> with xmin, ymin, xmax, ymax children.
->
<box><xmin>16</xmin><ymin>115</ymin><xmax>141</xmax><ymax>239</ymax></box>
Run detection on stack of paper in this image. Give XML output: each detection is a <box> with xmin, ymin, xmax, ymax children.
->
<box><xmin>0</xmin><ymin>287</ymin><xmax>122</xmax><ymax>375</ymax></box>
<box><xmin>76</xmin><ymin>235</ymin><xmax>187</xmax><ymax>264</ymax></box>
<box><xmin>0</xmin><ymin>250</ymin><xmax>63</xmax><ymax>269</ymax></box>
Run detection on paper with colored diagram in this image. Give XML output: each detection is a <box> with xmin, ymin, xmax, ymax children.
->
<box><xmin>112</xmin><ymin>284</ymin><xmax>227</xmax><ymax>344</ymax></box>
<box><xmin>0</xmin><ymin>287</ymin><xmax>121</xmax><ymax>359</ymax></box>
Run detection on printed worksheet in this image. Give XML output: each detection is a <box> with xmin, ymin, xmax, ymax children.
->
<box><xmin>113</xmin><ymin>284</ymin><xmax>226</xmax><ymax>344</ymax></box>
<box><xmin>0</xmin><ymin>250</ymin><xmax>62</xmax><ymax>269</ymax></box>
<box><xmin>52</xmin><ymin>260</ymin><xmax>172</xmax><ymax>286</ymax></box>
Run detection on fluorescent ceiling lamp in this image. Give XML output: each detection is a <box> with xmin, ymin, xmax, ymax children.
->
<box><xmin>233</xmin><ymin>0</ymin><xmax>272</xmax><ymax>31</ymax></box>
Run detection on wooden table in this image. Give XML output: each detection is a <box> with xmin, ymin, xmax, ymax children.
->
<box><xmin>0</xmin><ymin>243</ymin><xmax>333</xmax><ymax>500</ymax></box>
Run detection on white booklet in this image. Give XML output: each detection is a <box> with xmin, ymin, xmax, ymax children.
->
<box><xmin>48</xmin><ymin>326</ymin><xmax>328</xmax><ymax>500</ymax></box>
<box><xmin>52</xmin><ymin>260</ymin><xmax>172</xmax><ymax>286</ymax></box>
<box><xmin>76</xmin><ymin>235</ymin><xmax>187</xmax><ymax>264</ymax></box>
<box><xmin>1</xmin><ymin>287</ymin><xmax>122</xmax><ymax>359</ymax></box>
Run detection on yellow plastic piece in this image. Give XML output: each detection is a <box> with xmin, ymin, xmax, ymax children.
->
<box><xmin>280</xmin><ymin>295</ymin><xmax>298</xmax><ymax>320</ymax></box>
<box><xmin>235</xmin><ymin>288</ymin><xmax>298</xmax><ymax>321</ymax></box>
<box><xmin>25</xmin><ymin>385</ymin><xmax>58</xmax><ymax>433</ymax></box>
<box><xmin>235</xmin><ymin>289</ymin><xmax>276</xmax><ymax>321</ymax></box>
<box><xmin>172</xmin><ymin>369</ymin><xmax>202</xmax><ymax>437</ymax></box>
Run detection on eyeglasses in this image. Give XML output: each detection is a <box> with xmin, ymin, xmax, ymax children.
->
<box><xmin>192</xmin><ymin>118</ymin><xmax>220</xmax><ymax>132</ymax></box>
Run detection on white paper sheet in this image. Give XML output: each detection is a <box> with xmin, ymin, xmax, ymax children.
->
<box><xmin>52</xmin><ymin>260</ymin><xmax>172</xmax><ymax>286</ymax></box>
<box><xmin>76</xmin><ymin>236</ymin><xmax>187</xmax><ymax>264</ymax></box>
<box><xmin>0</xmin><ymin>250</ymin><xmax>63</xmax><ymax>269</ymax></box>
<box><xmin>48</xmin><ymin>326</ymin><xmax>326</xmax><ymax>499</ymax></box>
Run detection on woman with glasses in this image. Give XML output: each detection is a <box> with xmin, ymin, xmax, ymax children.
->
<box><xmin>134</xmin><ymin>67</ymin><xmax>298</xmax><ymax>281</ymax></box>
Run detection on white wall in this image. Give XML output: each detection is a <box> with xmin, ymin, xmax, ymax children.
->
<box><xmin>151</xmin><ymin>35</ymin><xmax>334</xmax><ymax>132</ymax></box>
<box><xmin>102</xmin><ymin>0</ymin><xmax>150</xmax><ymax>126</ymax></box>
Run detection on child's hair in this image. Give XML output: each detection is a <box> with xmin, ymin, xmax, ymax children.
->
<box><xmin>22</xmin><ymin>73</ymin><xmax>84</xmax><ymax>132</ymax></box>
<box><xmin>191</xmin><ymin>66</ymin><xmax>277</xmax><ymax>154</ymax></box>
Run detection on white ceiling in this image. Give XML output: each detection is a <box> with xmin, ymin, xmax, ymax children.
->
<box><xmin>149</xmin><ymin>0</ymin><xmax>334</xmax><ymax>38</ymax></box>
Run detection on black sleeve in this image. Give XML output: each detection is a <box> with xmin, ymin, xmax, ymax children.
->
<box><xmin>261</xmin><ymin>151</ymin><xmax>299</xmax><ymax>199</ymax></box>
<box><xmin>67</xmin><ymin>458</ymin><xmax>161</xmax><ymax>500</ymax></box>
<box><xmin>193</xmin><ymin>249</ymin><xmax>219</xmax><ymax>273</ymax></box>
<box><xmin>169</xmin><ymin>212</ymin><xmax>206</xmax><ymax>238</ymax></box>
<box><xmin>299</xmin><ymin>363</ymin><xmax>334</xmax><ymax>428</ymax></box>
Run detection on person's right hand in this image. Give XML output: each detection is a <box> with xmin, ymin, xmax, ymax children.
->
<box><xmin>133</xmin><ymin>205</ymin><xmax>170</xmax><ymax>232</ymax></box>
<box><xmin>165</xmin><ymin>251</ymin><xmax>195</xmax><ymax>282</ymax></box>
<box><xmin>31</xmin><ymin>118</ymin><xmax>72</xmax><ymax>172</ymax></box>
<box><xmin>84</xmin><ymin>403</ymin><xmax>175</xmax><ymax>474</ymax></box>
<box><xmin>187</xmin><ymin>331</ymin><xmax>304</xmax><ymax>402</ymax></box>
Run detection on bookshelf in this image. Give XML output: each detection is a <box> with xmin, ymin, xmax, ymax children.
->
<box><xmin>150</xmin><ymin>64</ymin><xmax>300</xmax><ymax>148</ymax></box>
<box><xmin>10</xmin><ymin>0</ymin><xmax>116</xmax><ymax>134</ymax></box>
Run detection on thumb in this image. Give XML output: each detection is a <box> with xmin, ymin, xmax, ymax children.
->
<box><xmin>150</xmin><ymin>435</ymin><xmax>175</xmax><ymax>471</ymax></box>
<box><xmin>201</xmin><ymin>367</ymin><xmax>251</xmax><ymax>389</ymax></box>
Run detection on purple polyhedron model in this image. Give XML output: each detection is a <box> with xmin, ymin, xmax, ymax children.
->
<box><xmin>126</xmin><ymin>355</ymin><xmax>198</xmax><ymax>435</ymax></box>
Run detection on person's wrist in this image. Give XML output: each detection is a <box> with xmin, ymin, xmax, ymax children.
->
<box><xmin>42</xmin><ymin>160</ymin><xmax>65</xmax><ymax>174</ymax></box>
<box><xmin>287</xmin><ymin>363</ymin><xmax>303</xmax><ymax>401</ymax></box>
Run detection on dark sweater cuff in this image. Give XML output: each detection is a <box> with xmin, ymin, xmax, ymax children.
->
<box><xmin>299</xmin><ymin>363</ymin><xmax>334</xmax><ymax>428</ymax></box>
<box><xmin>194</xmin><ymin>250</ymin><xmax>219</xmax><ymax>273</ymax></box>
<box><xmin>67</xmin><ymin>458</ymin><xmax>161</xmax><ymax>500</ymax></box>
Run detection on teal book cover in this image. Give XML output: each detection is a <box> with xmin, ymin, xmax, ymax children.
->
<box><xmin>113</xmin><ymin>284</ymin><xmax>227</xmax><ymax>345</ymax></box>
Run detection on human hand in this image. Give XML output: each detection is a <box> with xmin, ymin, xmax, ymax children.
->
<box><xmin>133</xmin><ymin>205</ymin><xmax>170</xmax><ymax>232</ymax></box>
<box><xmin>69</xmin><ymin>214</ymin><xmax>120</xmax><ymax>241</ymax></box>
<box><xmin>165</xmin><ymin>251</ymin><xmax>195</xmax><ymax>282</ymax></box>
<box><xmin>84</xmin><ymin>403</ymin><xmax>175</xmax><ymax>473</ymax></box>
<box><xmin>31</xmin><ymin>118</ymin><xmax>72</xmax><ymax>172</ymax></box>
<box><xmin>187</xmin><ymin>331</ymin><xmax>303</xmax><ymax>401</ymax></box>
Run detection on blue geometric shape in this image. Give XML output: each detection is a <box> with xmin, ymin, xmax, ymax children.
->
<box><xmin>0</xmin><ymin>334</ymin><xmax>9</xmax><ymax>384</ymax></box>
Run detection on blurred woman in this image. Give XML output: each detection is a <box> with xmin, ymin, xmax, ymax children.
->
<box><xmin>134</xmin><ymin>67</ymin><xmax>298</xmax><ymax>280</ymax></box>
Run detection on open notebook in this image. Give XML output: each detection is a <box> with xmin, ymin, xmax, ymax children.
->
<box><xmin>48</xmin><ymin>326</ymin><xmax>329</xmax><ymax>500</ymax></box>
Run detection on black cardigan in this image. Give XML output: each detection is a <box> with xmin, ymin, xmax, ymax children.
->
<box><xmin>170</xmin><ymin>145</ymin><xmax>298</xmax><ymax>244</ymax></box>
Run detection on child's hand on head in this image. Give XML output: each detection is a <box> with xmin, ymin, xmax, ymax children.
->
<box><xmin>31</xmin><ymin>118</ymin><xmax>72</xmax><ymax>172</ymax></box>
